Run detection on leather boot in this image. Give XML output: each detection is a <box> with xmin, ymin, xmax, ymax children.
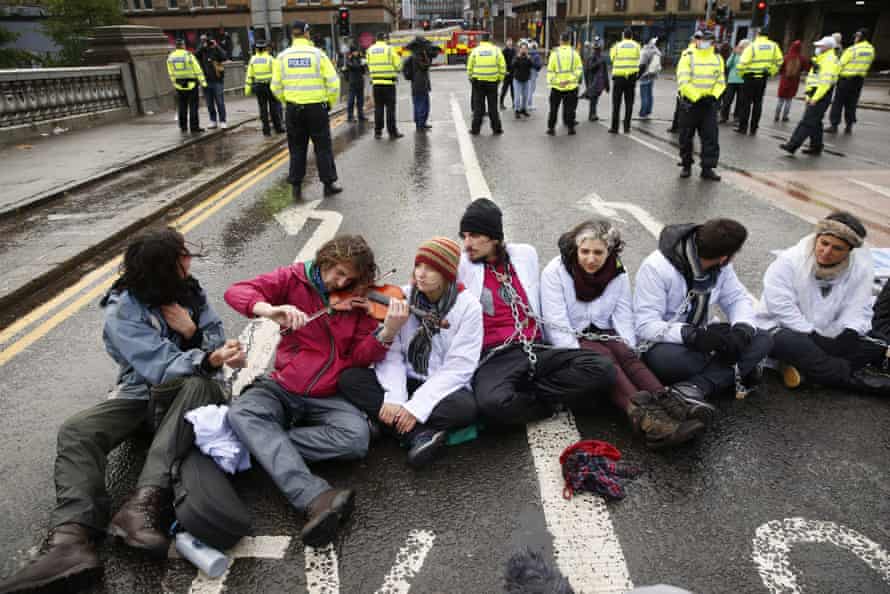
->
<box><xmin>848</xmin><ymin>367</ymin><xmax>890</xmax><ymax>396</ymax></box>
<box><xmin>627</xmin><ymin>392</ymin><xmax>705</xmax><ymax>450</ymax></box>
<box><xmin>658</xmin><ymin>383</ymin><xmax>716</xmax><ymax>425</ymax></box>
<box><xmin>323</xmin><ymin>183</ymin><xmax>343</xmax><ymax>197</ymax></box>
<box><xmin>108</xmin><ymin>487</ymin><xmax>171</xmax><ymax>559</ymax></box>
<box><xmin>301</xmin><ymin>488</ymin><xmax>355</xmax><ymax>548</ymax></box>
<box><xmin>0</xmin><ymin>524</ymin><xmax>101</xmax><ymax>594</ymax></box>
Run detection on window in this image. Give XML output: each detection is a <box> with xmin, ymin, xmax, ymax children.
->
<box><xmin>168</xmin><ymin>0</ymin><xmax>177</xmax><ymax>7</ymax></box>
<box><xmin>678</xmin><ymin>0</ymin><xmax>690</xmax><ymax>10</ymax></box>
<box><xmin>654</xmin><ymin>0</ymin><xmax>665</xmax><ymax>10</ymax></box>
<box><xmin>614</xmin><ymin>0</ymin><xmax>626</xmax><ymax>11</ymax></box>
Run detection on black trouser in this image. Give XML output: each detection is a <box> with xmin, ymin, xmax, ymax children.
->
<box><xmin>669</xmin><ymin>96</ymin><xmax>680</xmax><ymax>130</ymax></box>
<box><xmin>770</xmin><ymin>329</ymin><xmax>884</xmax><ymax>389</ymax></box>
<box><xmin>347</xmin><ymin>84</ymin><xmax>365</xmax><ymax>121</ymax></box>
<box><xmin>372</xmin><ymin>84</ymin><xmax>398</xmax><ymax>134</ymax></box>
<box><xmin>50</xmin><ymin>377</ymin><xmax>224</xmax><ymax>532</ymax></box>
<box><xmin>829</xmin><ymin>76</ymin><xmax>865</xmax><ymax>128</ymax></box>
<box><xmin>610</xmin><ymin>75</ymin><xmax>636</xmax><ymax>130</ymax></box>
<box><xmin>285</xmin><ymin>102</ymin><xmax>337</xmax><ymax>187</ymax></box>
<box><xmin>176</xmin><ymin>86</ymin><xmax>200</xmax><ymax>131</ymax></box>
<box><xmin>720</xmin><ymin>82</ymin><xmax>742</xmax><ymax>121</ymax></box>
<box><xmin>787</xmin><ymin>90</ymin><xmax>833</xmax><ymax>151</ymax></box>
<box><xmin>471</xmin><ymin>80</ymin><xmax>502</xmax><ymax>133</ymax></box>
<box><xmin>472</xmin><ymin>345</ymin><xmax>616</xmax><ymax>426</ymax></box>
<box><xmin>643</xmin><ymin>330</ymin><xmax>773</xmax><ymax>398</ymax></box>
<box><xmin>337</xmin><ymin>368</ymin><xmax>478</xmax><ymax>437</ymax></box>
<box><xmin>678</xmin><ymin>96</ymin><xmax>720</xmax><ymax>169</ymax></box>
<box><xmin>254</xmin><ymin>82</ymin><xmax>283</xmax><ymax>134</ymax></box>
<box><xmin>500</xmin><ymin>72</ymin><xmax>514</xmax><ymax>106</ymax></box>
<box><xmin>588</xmin><ymin>91</ymin><xmax>602</xmax><ymax>120</ymax></box>
<box><xmin>548</xmin><ymin>88</ymin><xmax>579</xmax><ymax>130</ymax></box>
<box><xmin>736</xmin><ymin>75</ymin><xmax>767</xmax><ymax>132</ymax></box>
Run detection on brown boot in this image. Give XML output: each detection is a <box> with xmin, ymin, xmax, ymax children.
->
<box><xmin>108</xmin><ymin>487</ymin><xmax>171</xmax><ymax>559</ymax></box>
<box><xmin>300</xmin><ymin>488</ymin><xmax>355</xmax><ymax>548</ymax></box>
<box><xmin>0</xmin><ymin>523</ymin><xmax>102</xmax><ymax>593</ymax></box>
<box><xmin>627</xmin><ymin>391</ymin><xmax>705</xmax><ymax>450</ymax></box>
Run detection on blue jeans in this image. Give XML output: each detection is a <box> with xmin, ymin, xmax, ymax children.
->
<box><xmin>639</xmin><ymin>78</ymin><xmax>653</xmax><ymax>117</ymax></box>
<box><xmin>413</xmin><ymin>92</ymin><xmax>430</xmax><ymax>128</ymax></box>
<box><xmin>203</xmin><ymin>81</ymin><xmax>226</xmax><ymax>123</ymax></box>
<box><xmin>513</xmin><ymin>79</ymin><xmax>531</xmax><ymax>112</ymax></box>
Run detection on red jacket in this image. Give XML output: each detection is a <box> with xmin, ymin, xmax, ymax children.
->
<box><xmin>224</xmin><ymin>263</ymin><xmax>388</xmax><ymax>397</ymax></box>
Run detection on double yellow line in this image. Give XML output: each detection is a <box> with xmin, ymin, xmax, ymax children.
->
<box><xmin>0</xmin><ymin>149</ymin><xmax>290</xmax><ymax>367</ymax></box>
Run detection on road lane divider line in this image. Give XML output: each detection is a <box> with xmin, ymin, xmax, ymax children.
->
<box><xmin>449</xmin><ymin>93</ymin><xmax>492</xmax><ymax>200</ymax></box>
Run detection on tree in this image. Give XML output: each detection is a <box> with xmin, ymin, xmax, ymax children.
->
<box><xmin>43</xmin><ymin>0</ymin><xmax>124</xmax><ymax>66</ymax></box>
<box><xmin>0</xmin><ymin>24</ymin><xmax>37</xmax><ymax>68</ymax></box>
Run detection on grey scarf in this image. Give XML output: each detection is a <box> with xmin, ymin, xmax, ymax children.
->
<box><xmin>684</xmin><ymin>236</ymin><xmax>719</xmax><ymax>327</ymax></box>
<box><xmin>407</xmin><ymin>283</ymin><xmax>460</xmax><ymax>375</ymax></box>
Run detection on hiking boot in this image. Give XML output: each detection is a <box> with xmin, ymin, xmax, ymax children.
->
<box><xmin>301</xmin><ymin>488</ymin><xmax>355</xmax><ymax>548</ymax></box>
<box><xmin>627</xmin><ymin>392</ymin><xmax>705</xmax><ymax>450</ymax></box>
<box><xmin>407</xmin><ymin>430</ymin><xmax>448</xmax><ymax>468</ymax></box>
<box><xmin>848</xmin><ymin>367</ymin><xmax>890</xmax><ymax>396</ymax></box>
<box><xmin>781</xmin><ymin>364</ymin><xmax>803</xmax><ymax>389</ymax></box>
<box><xmin>659</xmin><ymin>383</ymin><xmax>716</xmax><ymax>425</ymax></box>
<box><xmin>108</xmin><ymin>486</ymin><xmax>171</xmax><ymax>559</ymax></box>
<box><xmin>0</xmin><ymin>524</ymin><xmax>101</xmax><ymax>594</ymax></box>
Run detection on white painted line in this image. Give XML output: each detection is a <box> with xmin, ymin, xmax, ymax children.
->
<box><xmin>596</xmin><ymin>121</ymin><xmax>677</xmax><ymax>159</ymax></box>
<box><xmin>449</xmin><ymin>93</ymin><xmax>492</xmax><ymax>200</ymax></box>
<box><xmin>306</xmin><ymin>544</ymin><xmax>341</xmax><ymax>594</ymax></box>
<box><xmin>169</xmin><ymin>536</ymin><xmax>292</xmax><ymax>594</ymax></box>
<box><xmin>374</xmin><ymin>529</ymin><xmax>436</xmax><ymax>594</ymax></box>
<box><xmin>752</xmin><ymin>518</ymin><xmax>890</xmax><ymax>594</ymax></box>
<box><xmin>847</xmin><ymin>178</ymin><xmax>890</xmax><ymax>199</ymax></box>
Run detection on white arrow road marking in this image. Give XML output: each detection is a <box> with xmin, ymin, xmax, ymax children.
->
<box><xmin>167</xmin><ymin>536</ymin><xmax>292</xmax><ymax>594</ymax></box>
<box><xmin>449</xmin><ymin>93</ymin><xmax>492</xmax><ymax>200</ymax></box>
<box><xmin>374</xmin><ymin>529</ymin><xmax>437</xmax><ymax>594</ymax></box>
<box><xmin>306</xmin><ymin>544</ymin><xmax>340</xmax><ymax>594</ymax></box>
<box><xmin>752</xmin><ymin>518</ymin><xmax>890</xmax><ymax>594</ymax></box>
<box><xmin>578</xmin><ymin>192</ymin><xmax>664</xmax><ymax>238</ymax></box>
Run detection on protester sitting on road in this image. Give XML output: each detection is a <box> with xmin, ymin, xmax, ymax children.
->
<box><xmin>634</xmin><ymin>219</ymin><xmax>774</xmax><ymax>418</ymax></box>
<box><xmin>224</xmin><ymin>235</ymin><xmax>409</xmax><ymax>547</ymax></box>
<box><xmin>339</xmin><ymin>238</ymin><xmax>481</xmax><ymax>467</ymax></box>
<box><xmin>540</xmin><ymin>220</ymin><xmax>705</xmax><ymax>449</ymax></box>
<box><xmin>755</xmin><ymin>212</ymin><xmax>890</xmax><ymax>395</ymax></box>
<box><xmin>0</xmin><ymin>228</ymin><xmax>242</xmax><ymax>594</ymax></box>
<box><xmin>457</xmin><ymin>198</ymin><xmax>616</xmax><ymax>426</ymax></box>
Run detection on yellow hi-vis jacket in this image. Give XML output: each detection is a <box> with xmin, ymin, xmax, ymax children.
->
<box><xmin>367</xmin><ymin>41</ymin><xmax>401</xmax><ymax>85</ymax></box>
<box><xmin>609</xmin><ymin>39</ymin><xmax>641</xmax><ymax>77</ymax></box>
<box><xmin>271</xmin><ymin>38</ymin><xmax>340</xmax><ymax>106</ymax></box>
<box><xmin>467</xmin><ymin>41</ymin><xmax>506</xmax><ymax>82</ymax></box>
<box><xmin>737</xmin><ymin>34</ymin><xmax>782</xmax><ymax>77</ymax></box>
<box><xmin>245</xmin><ymin>50</ymin><xmax>273</xmax><ymax>96</ymax></box>
<box><xmin>547</xmin><ymin>44</ymin><xmax>582</xmax><ymax>90</ymax></box>
<box><xmin>677</xmin><ymin>47</ymin><xmax>725</xmax><ymax>102</ymax></box>
<box><xmin>839</xmin><ymin>40</ymin><xmax>875</xmax><ymax>78</ymax></box>
<box><xmin>167</xmin><ymin>48</ymin><xmax>206</xmax><ymax>92</ymax></box>
<box><xmin>805</xmin><ymin>50</ymin><xmax>839</xmax><ymax>103</ymax></box>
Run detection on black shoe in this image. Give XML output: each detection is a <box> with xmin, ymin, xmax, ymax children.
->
<box><xmin>824</xmin><ymin>125</ymin><xmax>838</xmax><ymax>134</ymax></box>
<box><xmin>608</xmin><ymin>128</ymin><xmax>618</xmax><ymax>134</ymax></box>
<box><xmin>568</xmin><ymin>127</ymin><xmax>576</xmax><ymax>135</ymax></box>
<box><xmin>844</xmin><ymin>125</ymin><xmax>853</xmax><ymax>134</ymax></box>
<box><xmin>521</xmin><ymin>110</ymin><xmax>530</xmax><ymax>116</ymax></box>
<box><xmin>658</xmin><ymin>383</ymin><xmax>717</xmax><ymax>426</ymax></box>
<box><xmin>374</xmin><ymin>130</ymin><xmax>383</xmax><ymax>138</ymax></box>
<box><xmin>262</xmin><ymin>129</ymin><xmax>271</xmax><ymax>136</ymax></box>
<box><xmin>493</xmin><ymin>129</ymin><xmax>504</xmax><ymax>135</ymax></box>
<box><xmin>275</xmin><ymin>127</ymin><xmax>286</xmax><ymax>134</ymax></box>
<box><xmin>802</xmin><ymin>146</ymin><xmax>822</xmax><ymax>156</ymax></box>
<box><xmin>108</xmin><ymin>487</ymin><xmax>172</xmax><ymax>558</ymax></box>
<box><xmin>515</xmin><ymin>111</ymin><xmax>521</xmax><ymax>119</ymax></box>
<box><xmin>667</xmin><ymin>127</ymin><xmax>677</xmax><ymax>133</ymax></box>
<box><xmin>680</xmin><ymin>167</ymin><xmax>692</xmax><ymax>178</ymax></box>
<box><xmin>719</xmin><ymin>117</ymin><xmax>728</xmax><ymax>124</ymax></box>
<box><xmin>390</xmin><ymin>131</ymin><xmax>404</xmax><ymax>139</ymax></box>
<box><xmin>773</xmin><ymin>116</ymin><xmax>779</xmax><ymax>122</ymax></box>
<box><xmin>191</xmin><ymin>128</ymin><xmax>205</xmax><ymax>133</ymax></box>
<box><xmin>848</xmin><ymin>367</ymin><xmax>890</xmax><ymax>396</ymax></box>
<box><xmin>323</xmin><ymin>183</ymin><xmax>343</xmax><ymax>197</ymax></box>
<box><xmin>701</xmin><ymin>168</ymin><xmax>721</xmax><ymax>181</ymax></box>
<box><xmin>749</xmin><ymin>128</ymin><xmax>757</xmax><ymax>136</ymax></box>
<box><xmin>623</xmin><ymin>124</ymin><xmax>630</xmax><ymax>133</ymax></box>
<box><xmin>180</xmin><ymin>128</ymin><xmax>188</xmax><ymax>133</ymax></box>
<box><xmin>546</xmin><ymin>128</ymin><xmax>555</xmax><ymax>136</ymax></box>
<box><xmin>781</xmin><ymin>116</ymin><xmax>790</xmax><ymax>122</ymax></box>
<box><xmin>733</xmin><ymin>127</ymin><xmax>747</xmax><ymax>135</ymax></box>
<box><xmin>422</xmin><ymin>124</ymin><xmax>432</xmax><ymax>129</ymax></box>
<box><xmin>407</xmin><ymin>430</ymin><xmax>448</xmax><ymax>467</ymax></box>
<box><xmin>292</xmin><ymin>185</ymin><xmax>302</xmax><ymax>201</ymax></box>
<box><xmin>469</xmin><ymin>129</ymin><xmax>480</xmax><ymax>135</ymax></box>
<box><xmin>301</xmin><ymin>488</ymin><xmax>355</xmax><ymax>547</ymax></box>
<box><xmin>589</xmin><ymin>115</ymin><xmax>598</xmax><ymax>122</ymax></box>
<box><xmin>779</xmin><ymin>142</ymin><xmax>796</xmax><ymax>155</ymax></box>
<box><xmin>0</xmin><ymin>524</ymin><xmax>102</xmax><ymax>594</ymax></box>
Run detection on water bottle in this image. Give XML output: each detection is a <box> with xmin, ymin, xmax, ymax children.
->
<box><xmin>175</xmin><ymin>531</ymin><xmax>229</xmax><ymax>578</ymax></box>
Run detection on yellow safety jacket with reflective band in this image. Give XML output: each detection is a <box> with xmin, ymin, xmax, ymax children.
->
<box><xmin>271</xmin><ymin>39</ymin><xmax>340</xmax><ymax>106</ymax></box>
<box><xmin>167</xmin><ymin>49</ymin><xmax>206</xmax><ymax>92</ymax></box>
<box><xmin>839</xmin><ymin>40</ymin><xmax>874</xmax><ymax>78</ymax></box>
<box><xmin>546</xmin><ymin>44</ymin><xmax>582</xmax><ymax>90</ymax></box>
<box><xmin>245</xmin><ymin>51</ymin><xmax>273</xmax><ymax>95</ymax></box>
<box><xmin>677</xmin><ymin>47</ymin><xmax>725</xmax><ymax>102</ymax></box>
<box><xmin>367</xmin><ymin>41</ymin><xmax>401</xmax><ymax>85</ymax></box>
<box><xmin>467</xmin><ymin>41</ymin><xmax>506</xmax><ymax>82</ymax></box>
<box><xmin>805</xmin><ymin>50</ymin><xmax>839</xmax><ymax>103</ymax></box>
<box><xmin>737</xmin><ymin>35</ymin><xmax>782</xmax><ymax>77</ymax></box>
<box><xmin>609</xmin><ymin>39</ymin><xmax>641</xmax><ymax>77</ymax></box>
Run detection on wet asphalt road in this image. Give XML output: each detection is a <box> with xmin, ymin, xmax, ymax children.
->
<box><xmin>0</xmin><ymin>70</ymin><xmax>889</xmax><ymax>594</ymax></box>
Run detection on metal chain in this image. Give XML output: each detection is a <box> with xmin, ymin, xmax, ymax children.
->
<box><xmin>633</xmin><ymin>291</ymin><xmax>695</xmax><ymax>354</ymax></box>
<box><xmin>223</xmin><ymin>318</ymin><xmax>261</xmax><ymax>397</ymax></box>
<box><xmin>480</xmin><ymin>264</ymin><xmax>542</xmax><ymax>375</ymax></box>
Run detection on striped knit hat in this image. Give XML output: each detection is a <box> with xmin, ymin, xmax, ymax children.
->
<box><xmin>415</xmin><ymin>237</ymin><xmax>461</xmax><ymax>283</ymax></box>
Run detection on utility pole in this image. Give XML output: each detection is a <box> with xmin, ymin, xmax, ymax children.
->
<box><xmin>585</xmin><ymin>0</ymin><xmax>590</xmax><ymax>42</ymax></box>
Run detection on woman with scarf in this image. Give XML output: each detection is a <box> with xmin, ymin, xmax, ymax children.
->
<box><xmin>339</xmin><ymin>237</ymin><xmax>482</xmax><ymax>467</ymax></box>
<box><xmin>583</xmin><ymin>37</ymin><xmax>610</xmax><ymax>122</ymax></box>
<box><xmin>755</xmin><ymin>212</ymin><xmax>890</xmax><ymax>395</ymax></box>
<box><xmin>540</xmin><ymin>220</ymin><xmax>705</xmax><ymax>450</ymax></box>
<box><xmin>775</xmin><ymin>40</ymin><xmax>809</xmax><ymax>123</ymax></box>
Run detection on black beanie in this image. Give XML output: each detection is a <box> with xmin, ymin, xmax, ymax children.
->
<box><xmin>460</xmin><ymin>198</ymin><xmax>503</xmax><ymax>241</ymax></box>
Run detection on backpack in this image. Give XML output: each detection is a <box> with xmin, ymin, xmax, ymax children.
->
<box><xmin>171</xmin><ymin>447</ymin><xmax>252</xmax><ymax>550</ymax></box>
<box><xmin>648</xmin><ymin>52</ymin><xmax>662</xmax><ymax>75</ymax></box>
<box><xmin>403</xmin><ymin>55</ymin><xmax>415</xmax><ymax>81</ymax></box>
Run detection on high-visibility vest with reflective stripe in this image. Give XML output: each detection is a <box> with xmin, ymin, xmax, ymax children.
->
<box><xmin>367</xmin><ymin>42</ymin><xmax>400</xmax><ymax>85</ymax></box>
<box><xmin>609</xmin><ymin>39</ymin><xmax>641</xmax><ymax>77</ymax></box>
<box><xmin>247</xmin><ymin>52</ymin><xmax>274</xmax><ymax>83</ymax></box>
<box><xmin>737</xmin><ymin>35</ymin><xmax>782</xmax><ymax>77</ymax></box>
<box><xmin>805</xmin><ymin>50</ymin><xmax>839</xmax><ymax>103</ymax></box>
<box><xmin>167</xmin><ymin>49</ymin><xmax>206</xmax><ymax>91</ymax></box>
<box><xmin>839</xmin><ymin>41</ymin><xmax>874</xmax><ymax>78</ymax></box>
<box><xmin>677</xmin><ymin>47</ymin><xmax>725</xmax><ymax>102</ymax></box>
<box><xmin>467</xmin><ymin>42</ymin><xmax>505</xmax><ymax>82</ymax></box>
<box><xmin>547</xmin><ymin>45</ymin><xmax>582</xmax><ymax>90</ymax></box>
<box><xmin>271</xmin><ymin>39</ymin><xmax>340</xmax><ymax>106</ymax></box>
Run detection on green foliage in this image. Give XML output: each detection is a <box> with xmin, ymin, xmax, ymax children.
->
<box><xmin>0</xmin><ymin>24</ymin><xmax>38</xmax><ymax>68</ymax></box>
<box><xmin>43</xmin><ymin>0</ymin><xmax>124</xmax><ymax>66</ymax></box>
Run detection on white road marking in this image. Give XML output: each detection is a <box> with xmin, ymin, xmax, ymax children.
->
<box><xmin>374</xmin><ymin>529</ymin><xmax>437</xmax><ymax>594</ymax></box>
<box><xmin>847</xmin><ymin>178</ymin><xmax>890</xmax><ymax>199</ymax></box>
<box><xmin>305</xmin><ymin>544</ymin><xmax>341</xmax><ymax>594</ymax></box>
<box><xmin>449</xmin><ymin>93</ymin><xmax>492</xmax><ymax>200</ymax></box>
<box><xmin>579</xmin><ymin>192</ymin><xmax>665</xmax><ymax>238</ymax></box>
<box><xmin>597</xmin><ymin>121</ymin><xmax>677</xmax><ymax>159</ymax></box>
<box><xmin>752</xmin><ymin>518</ymin><xmax>890</xmax><ymax>594</ymax></box>
<box><xmin>168</xmin><ymin>536</ymin><xmax>291</xmax><ymax>594</ymax></box>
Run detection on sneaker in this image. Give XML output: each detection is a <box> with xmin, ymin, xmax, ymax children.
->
<box><xmin>108</xmin><ymin>487</ymin><xmax>171</xmax><ymax>558</ymax></box>
<box><xmin>782</xmin><ymin>364</ymin><xmax>803</xmax><ymax>389</ymax></box>
<box><xmin>301</xmin><ymin>489</ymin><xmax>355</xmax><ymax>548</ymax></box>
<box><xmin>406</xmin><ymin>430</ymin><xmax>448</xmax><ymax>467</ymax></box>
<box><xmin>220</xmin><ymin>122</ymin><xmax>227</xmax><ymax>129</ymax></box>
<box><xmin>658</xmin><ymin>383</ymin><xmax>716</xmax><ymax>426</ymax></box>
<box><xmin>0</xmin><ymin>524</ymin><xmax>102</xmax><ymax>594</ymax></box>
<box><xmin>848</xmin><ymin>367</ymin><xmax>890</xmax><ymax>396</ymax></box>
<box><xmin>208</xmin><ymin>121</ymin><xmax>218</xmax><ymax>129</ymax></box>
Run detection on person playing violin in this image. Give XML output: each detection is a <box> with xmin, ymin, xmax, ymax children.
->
<box><xmin>339</xmin><ymin>237</ymin><xmax>482</xmax><ymax>468</ymax></box>
<box><xmin>224</xmin><ymin>235</ymin><xmax>409</xmax><ymax>548</ymax></box>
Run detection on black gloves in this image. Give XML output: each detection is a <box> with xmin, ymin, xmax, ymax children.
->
<box><xmin>811</xmin><ymin>328</ymin><xmax>860</xmax><ymax>354</ymax></box>
<box><xmin>683</xmin><ymin>323</ymin><xmax>731</xmax><ymax>354</ymax></box>
<box><xmin>723</xmin><ymin>323</ymin><xmax>756</xmax><ymax>363</ymax></box>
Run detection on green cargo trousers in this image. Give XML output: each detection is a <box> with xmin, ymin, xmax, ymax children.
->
<box><xmin>49</xmin><ymin>376</ymin><xmax>224</xmax><ymax>533</ymax></box>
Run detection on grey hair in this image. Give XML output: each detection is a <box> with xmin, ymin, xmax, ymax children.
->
<box><xmin>573</xmin><ymin>220</ymin><xmax>623</xmax><ymax>253</ymax></box>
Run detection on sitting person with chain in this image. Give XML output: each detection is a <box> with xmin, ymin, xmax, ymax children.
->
<box><xmin>456</xmin><ymin>198</ymin><xmax>616</xmax><ymax>425</ymax></box>
<box><xmin>224</xmin><ymin>235</ymin><xmax>409</xmax><ymax>548</ymax></box>
<box><xmin>0</xmin><ymin>228</ymin><xmax>243</xmax><ymax>594</ymax></box>
<box><xmin>339</xmin><ymin>237</ymin><xmax>481</xmax><ymax>467</ymax></box>
<box><xmin>540</xmin><ymin>220</ymin><xmax>705</xmax><ymax>449</ymax></box>
<box><xmin>634</xmin><ymin>219</ymin><xmax>773</xmax><ymax>421</ymax></box>
<box><xmin>755</xmin><ymin>212</ymin><xmax>890</xmax><ymax>395</ymax></box>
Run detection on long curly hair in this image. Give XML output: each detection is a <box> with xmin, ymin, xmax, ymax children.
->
<box><xmin>315</xmin><ymin>234</ymin><xmax>379</xmax><ymax>290</ymax></box>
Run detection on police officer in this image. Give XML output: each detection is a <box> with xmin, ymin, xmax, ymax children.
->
<box><xmin>245</xmin><ymin>38</ymin><xmax>285</xmax><ymax>136</ymax></box>
<box><xmin>467</xmin><ymin>32</ymin><xmax>506</xmax><ymax>135</ymax></box>
<box><xmin>827</xmin><ymin>28</ymin><xmax>875</xmax><ymax>134</ymax></box>
<box><xmin>271</xmin><ymin>21</ymin><xmax>342</xmax><ymax>200</ymax></box>
<box><xmin>677</xmin><ymin>29</ymin><xmax>725</xmax><ymax>181</ymax></box>
<box><xmin>608</xmin><ymin>28</ymin><xmax>641</xmax><ymax>134</ymax></box>
<box><xmin>734</xmin><ymin>28</ymin><xmax>782</xmax><ymax>135</ymax></box>
<box><xmin>667</xmin><ymin>32</ymin><xmax>700</xmax><ymax>134</ymax></box>
<box><xmin>367</xmin><ymin>32</ymin><xmax>404</xmax><ymax>139</ymax></box>
<box><xmin>780</xmin><ymin>36</ymin><xmax>839</xmax><ymax>156</ymax></box>
<box><xmin>546</xmin><ymin>32</ymin><xmax>583</xmax><ymax>136</ymax></box>
<box><xmin>167</xmin><ymin>38</ymin><xmax>206</xmax><ymax>133</ymax></box>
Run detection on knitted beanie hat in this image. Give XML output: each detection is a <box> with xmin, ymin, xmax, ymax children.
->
<box><xmin>415</xmin><ymin>237</ymin><xmax>461</xmax><ymax>283</ymax></box>
<box><xmin>459</xmin><ymin>198</ymin><xmax>504</xmax><ymax>241</ymax></box>
<box><xmin>815</xmin><ymin>211</ymin><xmax>866</xmax><ymax>248</ymax></box>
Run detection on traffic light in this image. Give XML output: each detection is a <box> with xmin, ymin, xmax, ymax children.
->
<box><xmin>751</xmin><ymin>0</ymin><xmax>767</xmax><ymax>29</ymax></box>
<box><xmin>338</xmin><ymin>8</ymin><xmax>350</xmax><ymax>36</ymax></box>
